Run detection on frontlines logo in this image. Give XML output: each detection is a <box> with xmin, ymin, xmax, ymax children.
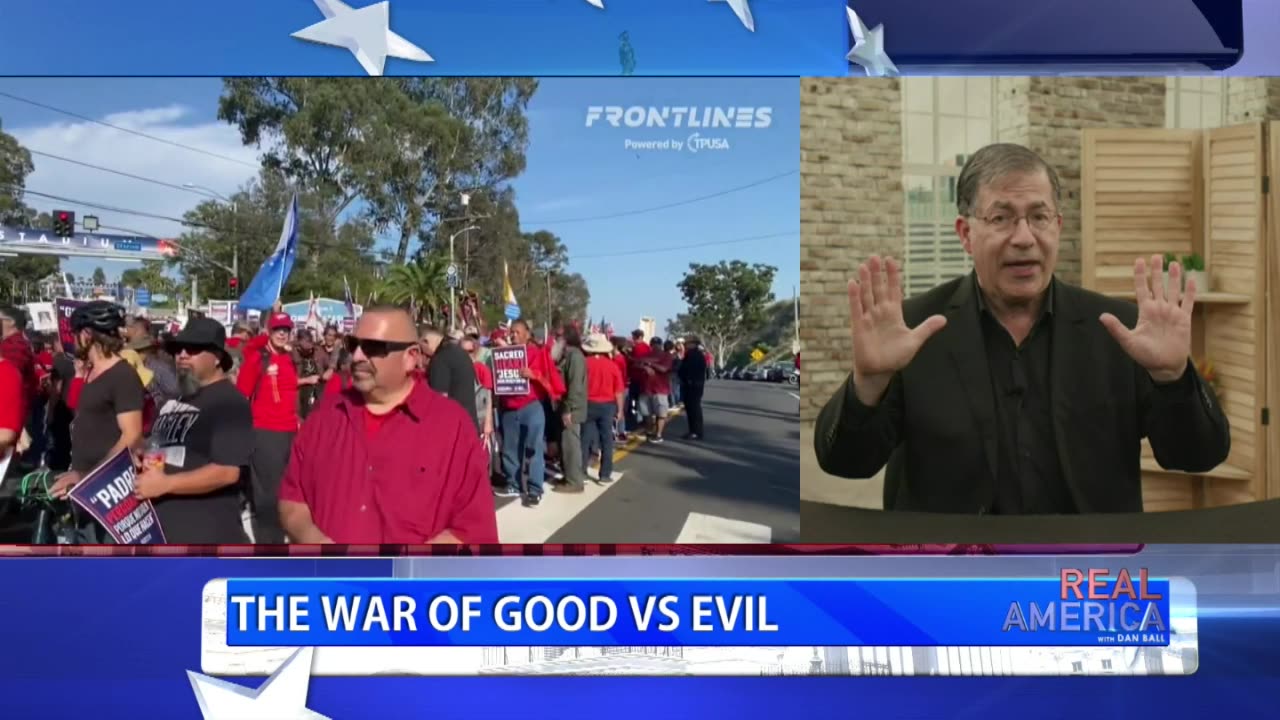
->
<box><xmin>586</xmin><ymin>106</ymin><xmax>773</xmax><ymax>129</ymax></box>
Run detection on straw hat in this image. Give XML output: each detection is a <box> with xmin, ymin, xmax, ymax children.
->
<box><xmin>582</xmin><ymin>333</ymin><xmax>613</xmax><ymax>354</ymax></box>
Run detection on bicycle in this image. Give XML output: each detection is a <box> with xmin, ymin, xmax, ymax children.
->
<box><xmin>13</xmin><ymin>468</ymin><xmax>81</xmax><ymax>544</ymax></box>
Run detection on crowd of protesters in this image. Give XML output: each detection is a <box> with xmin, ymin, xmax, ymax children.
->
<box><xmin>0</xmin><ymin>299</ymin><xmax>713</xmax><ymax>545</ymax></box>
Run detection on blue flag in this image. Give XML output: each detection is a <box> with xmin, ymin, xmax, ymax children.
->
<box><xmin>238</xmin><ymin>194</ymin><xmax>299</xmax><ymax>310</ymax></box>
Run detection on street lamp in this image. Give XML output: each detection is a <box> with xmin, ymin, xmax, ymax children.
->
<box><xmin>448</xmin><ymin>224</ymin><xmax>479</xmax><ymax>332</ymax></box>
<box><xmin>183</xmin><ymin>183</ymin><xmax>239</xmax><ymax>283</ymax></box>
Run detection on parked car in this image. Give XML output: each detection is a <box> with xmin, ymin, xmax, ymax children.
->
<box><xmin>760</xmin><ymin>365</ymin><xmax>788</xmax><ymax>382</ymax></box>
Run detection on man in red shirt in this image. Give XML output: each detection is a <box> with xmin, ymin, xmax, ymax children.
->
<box><xmin>236</xmin><ymin>311</ymin><xmax>301</xmax><ymax>543</ymax></box>
<box><xmin>638</xmin><ymin>336</ymin><xmax>675</xmax><ymax>443</ymax></box>
<box><xmin>0</xmin><ymin>356</ymin><xmax>24</xmax><ymax>460</ymax></box>
<box><xmin>278</xmin><ymin>306</ymin><xmax>496</xmax><ymax>544</ymax></box>
<box><xmin>0</xmin><ymin>305</ymin><xmax>35</xmax><ymax>429</ymax></box>
<box><xmin>496</xmin><ymin>319</ymin><xmax>557</xmax><ymax>506</ymax></box>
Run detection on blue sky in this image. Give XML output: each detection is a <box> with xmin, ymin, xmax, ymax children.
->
<box><xmin>0</xmin><ymin>77</ymin><xmax>797</xmax><ymax>330</ymax></box>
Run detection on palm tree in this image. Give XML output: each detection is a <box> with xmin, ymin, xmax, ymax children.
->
<box><xmin>377</xmin><ymin>252</ymin><xmax>450</xmax><ymax>324</ymax></box>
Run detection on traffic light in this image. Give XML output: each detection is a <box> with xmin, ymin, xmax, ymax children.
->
<box><xmin>52</xmin><ymin>210</ymin><xmax>75</xmax><ymax>237</ymax></box>
<box><xmin>229</xmin><ymin>277</ymin><xmax>239</xmax><ymax>296</ymax></box>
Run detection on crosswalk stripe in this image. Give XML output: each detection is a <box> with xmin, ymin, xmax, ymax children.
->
<box><xmin>675</xmin><ymin>512</ymin><xmax>772</xmax><ymax>543</ymax></box>
<box><xmin>496</xmin><ymin>471</ymin><xmax>626</xmax><ymax>543</ymax></box>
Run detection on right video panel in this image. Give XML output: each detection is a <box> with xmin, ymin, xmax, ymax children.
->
<box><xmin>799</xmin><ymin>76</ymin><xmax>1280</xmax><ymax>544</ymax></box>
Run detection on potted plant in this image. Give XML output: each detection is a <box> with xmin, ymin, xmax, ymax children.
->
<box><xmin>1180</xmin><ymin>254</ymin><xmax>1208</xmax><ymax>293</ymax></box>
<box><xmin>1162</xmin><ymin>252</ymin><xmax>1178</xmax><ymax>294</ymax></box>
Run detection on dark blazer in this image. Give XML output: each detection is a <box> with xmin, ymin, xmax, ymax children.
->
<box><xmin>813</xmin><ymin>274</ymin><xmax>1231</xmax><ymax>514</ymax></box>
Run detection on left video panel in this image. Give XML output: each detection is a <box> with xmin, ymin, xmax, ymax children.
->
<box><xmin>0</xmin><ymin>76</ymin><xmax>800</xmax><ymax>549</ymax></box>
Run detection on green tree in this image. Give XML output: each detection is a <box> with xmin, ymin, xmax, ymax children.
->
<box><xmin>217</xmin><ymin>78</ymin><xmax>537</xmax><ymax>265</ymax></box>
<box><xmin>375</xmin><ymin>251</ymin><xmax>450</xmax><ymax>324</ymax></box>
<box><xmin>0</xmin><ymin>121</ymin><xmax>59</xmax><ymax>301</ymax></box>
<box><xmin>91</xmin><ymin>267</ymin><xmax>107</xmax><ymax>286</ymax></box>
<box><xmin>677</xmin><ymin>260</ymin><xmax>777</xmax><ymax>366</ymax></box>
<box><xmin>176</xmin><ymin>168</ymin><xmax>380</xmax><ymax>307</ymax></box>
<box><xmin>120</xmin><ymin>260</ymin><xmax>175</xmax><ymax>296</ymax></box>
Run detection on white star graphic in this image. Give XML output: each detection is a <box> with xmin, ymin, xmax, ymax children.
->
<box><xmin>586</xmin><ymin>0</ymin><xmax>604</xmax><ymax>7</ymax></box>
<box><xmin>292</xmin><ymin>0</ymin><xmax>433</xmax><ymax>76</ymax></box>
<box><xmin>846</xmin><ymin>6</ymin><xmax>898</xmax><ymax>77</ymax></box>
<box><xmin>709</xmin><ymin>0</ymin><xmax>754</xmax><ymax>32</ymax></box>
<box><xmin>188</xmin><ymin>647</ymin><xmax>330</xmax><ymax>720</ymax></box>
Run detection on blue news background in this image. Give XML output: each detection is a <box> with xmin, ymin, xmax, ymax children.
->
<box><xmin>1</xmin><ymin>546</ymin><xmax>1278</xmax><ymax>719</ymax></box>
<box><xmin>1</xmin><ymin>0</ymin><xmax>1279</xmax><ymax>75</ymax></box>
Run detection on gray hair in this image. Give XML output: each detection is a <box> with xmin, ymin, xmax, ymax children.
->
<box><xmin>955</xmin><ymin>143</ymin><xmax>1062</xmax><ymax>216</ymax></box>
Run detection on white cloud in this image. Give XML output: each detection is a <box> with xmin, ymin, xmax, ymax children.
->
<box><xmin>10</xmin><ymin>105</ymin><xmax>260</xmax><ymax>239</ymax></box>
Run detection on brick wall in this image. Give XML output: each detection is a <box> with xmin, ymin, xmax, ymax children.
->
<box><xmin>1022</xmin><ymin>77</ymin><xmax>1167</xmax><ymax>284</ymax></box>
<box><xmin>798</xmin><ymin>78</ymin><xmax>903</xmax><ymax>422</ymax></box>
<box><xmin>1227</xmin><ymin>77</ymin><xmax>1280</xmax><ymax>124</ymax></box>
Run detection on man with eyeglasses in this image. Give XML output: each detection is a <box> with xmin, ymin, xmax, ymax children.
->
<box><xmin>814</xmin><ymin>142</ymin><xmax>1230</xmax><ymax>515</ymax></box>
<box><xmin>133</xmin><ymin>318</ymin><xmax>253</xmax><ymax>543</ymax></box>
<box><xmin>235</xmin><ymin>311</ymin><xmax>301</xmax><ymax>544</ymax></box>
<box><xmin>277</xmin><ymin>306</ymin><xmax>497</xmax><ymax>544</ymax></box>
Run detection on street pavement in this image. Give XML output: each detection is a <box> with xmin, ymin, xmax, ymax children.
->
<box><xmin>496</xmin><ymin>379</ymin><xmax>801</xmax><ymax>544</ymax></box>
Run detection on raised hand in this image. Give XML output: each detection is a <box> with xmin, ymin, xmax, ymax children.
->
<box><xmin>1099</xmin><ymin>255</ymin><xmax>1194</xmax><ymax>382</ymax></box>
<box><xmin>847</xmin><ymin>256</ymin><xmax>947</xmax><ymax>403</ymax></box>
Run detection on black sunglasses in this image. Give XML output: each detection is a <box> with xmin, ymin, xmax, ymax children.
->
<box><xmin>344</xmin><ymin>336</ymin><xmax>417</xmax><ymax>359</ymax></box>
<box><xmin>170</xmin><ymin>343</ymin><xmax>214</xmax><ymax>357</ymax></box>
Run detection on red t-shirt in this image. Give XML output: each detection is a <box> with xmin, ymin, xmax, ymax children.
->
<box><xmin>499</xmin><ymin>343</ymin><xmax>554</xmax><ymax>412</ymax></box>
<box><xmin>612</xmin><ymin>353</ymin><xmax>628</xmax><ymax>386</ymax></box>
<box><xmin>642</xmin><ymin>352</ymin><xmax>674</xmax><ymax>396</ymax></box>
<box><xmin>67</xmin><ymin>376</ymin><xmax>85</xmax><ymax>411</ymax></box>
<box><xmin>226</xmin><ymin>337</ymin><xmax>244</xmax><ymax>350</ymax></box>
<box><xmin>586</xmin><ymin>355</ymin><xmax>625</xmax><ymax>404</ymax></box>
<box><xmin>324</xmin><ymin>371</ymin><xmax>351</xmax><ymax>396</ymax></box>
<box><xmin>474</xmin><ymin>361</ymin><xmax>493</xmax><ymax>391</ymax></box>
<box><xmin>234</xmin><ymin>335</ymin><xmax>300</xmax><ymax>432</ymax></box>
<box><xmin>628</xmin><ymin>343</ymin><xmax>653</xmax><ymax>385</ymax></box>
<box><xmin>0</xmin><ymin>359</ymin><xmax>22</xmax><ymax>435</ymax></box>
<box><xmin>278</xmin><ymin>383</ymin><xmax>498</xmax><ymax>544</ymax></box>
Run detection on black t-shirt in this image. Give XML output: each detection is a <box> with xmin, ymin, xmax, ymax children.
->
<box><xmin>428</xmin><ymin>341</ymin><xmax>479</xmax><ymax>433</ymax></box>
<box><xmin>150</xmin><ymin>379</ymin><xmax>253</xmax><ymax>544</ymax></box>
<box><xmin>70</xmin><ymin>360</ymin><xmax>145</xmax><ymax>474</ymax></box>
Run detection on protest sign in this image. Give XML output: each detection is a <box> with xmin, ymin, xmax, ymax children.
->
<box><xmin>67</xmin><ymin>448</ymin><xmax>167</xmax><ymax>544</ymax></box>
<box><xmin>55</xmin><ymin>298</ymin><xmax>86</xmax><ymax>351</ymax></box>
<box><xmin>492</xmin><ymin>345</ymin><xmax>531</xmax><ymax>396</ymax></box>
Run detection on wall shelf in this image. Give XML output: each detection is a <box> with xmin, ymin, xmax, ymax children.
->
<box><xmin>1082</xmin><ymin>124</ymin><xmax>1275</xmax><ymax>510</ymax></box>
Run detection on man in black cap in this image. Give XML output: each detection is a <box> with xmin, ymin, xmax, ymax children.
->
<box><xmin>133</xmin><ymin>317</ymin><xmax>254</xmax><ymax>543</ymax></box>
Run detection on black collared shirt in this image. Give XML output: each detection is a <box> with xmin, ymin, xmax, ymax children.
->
<box><xmin>976</xmin><ymin>279</ymin><xmax>1075</xmax><ymax>515</ymax></box>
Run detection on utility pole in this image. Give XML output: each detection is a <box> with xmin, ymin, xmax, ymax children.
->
<box><xmin>545</xmin><ymin>269</ymin><xmax>553</xmax><ymax>341</ymax></box>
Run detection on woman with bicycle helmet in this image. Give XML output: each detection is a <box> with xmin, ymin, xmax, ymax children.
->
<box><xmin>49</xmin><ymin>302</ymin><xmax>145</xmax><ymax>519</ymax></box>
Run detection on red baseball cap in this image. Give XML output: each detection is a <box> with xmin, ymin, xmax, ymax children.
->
<box><xmin>268</xmin><ymin>312</ymin><xmax>294</xmax><ymax>331</ymax></box>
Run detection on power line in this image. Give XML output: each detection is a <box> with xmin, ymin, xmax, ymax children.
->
<box><xmin>570</xmin><ymin>231</ymin><xmax>795</xmax><ymax>260</ymax></box>
<box><xmin>1</xmin><ymin>90</ymin><xmax>793</xmax><ymax>229</ymax></box>
<box><xmin>521</xmin><ymin>169</ymin><xmax>797</xmax><ymax>226</ymax></box>
<box><xmin>14</xmin><ymin>186</ymin><xmax>195</xmax><ymax>225</ymax></box>
<box><xmin>10</xmin><ymin>184</ymin><xmax>789</xmax><ymax>264</ymax></box>
<box><xmin>0</xmin><ymin>90</ymin><xmax>259</xmax><ymax>169</ymax></box>
<box><xmin>27</xmin><ymin>149</ymin><xmax>213</xmax><ymax>197</ymax></box>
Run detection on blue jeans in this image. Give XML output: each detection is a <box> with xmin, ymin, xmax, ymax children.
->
<box><xmin>501</xmin><ymin>403</ymin><xmax>546</xmax><ymax>497</ymax></box>
<box><xmin>583</xmin><ymin>402</ymin><xmax>617</xmax><ymax>481</ymax></box>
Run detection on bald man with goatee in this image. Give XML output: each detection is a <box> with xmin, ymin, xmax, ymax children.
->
<box><xmin>278</xmin><ymin>306</ymin><xmax>498</xmax><ymax>544</ymax></box>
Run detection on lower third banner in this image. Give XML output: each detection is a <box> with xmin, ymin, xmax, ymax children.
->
<box><xmin>68</xmin><ymin>448</ymin><xmax>167</xmax><ymax>544</ymax></box>
<box><xmin>222</xmin><ymin>574</ymin><xmax>1189</xmax><ymax>648</ymax></box>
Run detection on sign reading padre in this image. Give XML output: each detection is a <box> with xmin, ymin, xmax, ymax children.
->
<box><xmin>67</xmin><ymin>448</ymin><xmax>167</xmax><ymax>544</ymax></box>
